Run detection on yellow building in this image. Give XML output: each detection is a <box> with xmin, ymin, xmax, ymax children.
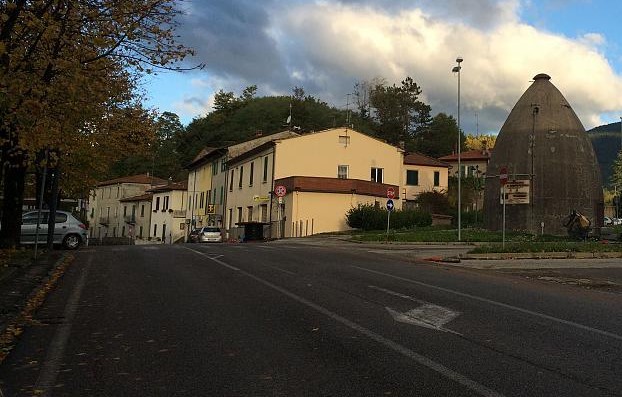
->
<box><xmin>225</xmin><ymin>128</ymin><xmax>403</xmax><ymax>238</ymax></box>
<box><xmin>402</xmin><ymin>152</ymin><xmax>449</xmax><ymax>207</ymax></box>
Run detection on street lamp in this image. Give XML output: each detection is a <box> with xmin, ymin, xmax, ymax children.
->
<box><xmin>452</xmin><ymin>57</ymin><xmax>463</xmax><ymax>241</ymax></box>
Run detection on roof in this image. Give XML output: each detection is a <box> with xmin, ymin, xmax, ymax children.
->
<box><xmin>404</xmin><ymin>152</ymin><xmax>449</xmax><ymax>168</ymax></box>
<box><xmin>148</xmin><ymin>181</ymin><xmax>188</xmax><ymax>193</ymax></box>
<box><xmin>438</xmin><ymin>149</ymin><xmax>492</xmax><ymax>162</ymax></box>
<box><xmin>120</xmin><ymin>193</ymin><xmax>153</xmax><ymax>202</ymax></box>
<box><xmin>185</xmin><ymin>147</ymin><xmax>223</xmax><ymax>170</ymax></box>
<box><xmin>97</xmin><ymin>174</ymin><xmax>168</xmax><ymax>187</ymax></box>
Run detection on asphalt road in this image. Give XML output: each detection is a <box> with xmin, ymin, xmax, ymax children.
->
<box><xmin>1</xmin><ymin>241</ymin><xmax>621</xmax><ymax>396</ymax></box>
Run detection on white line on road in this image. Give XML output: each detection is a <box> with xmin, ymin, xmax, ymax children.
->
<box><xmin>34</xmin><ymin>256</ymin><xmax>91</xmax><ymax>396</ymax></box>
<box><xmin>354</xmin><ymin>266</ymin><xmax>622</xmax><ymax>341</ymax></box>
<box><xmin>186</xmin><ymin>247</ymin><xmax>503</xmax><ymax>397</ymax></box>
<box><xmin>183</xmin><ymin>247</ymin><xmax>240</xmax><ymax>271</ymax></box>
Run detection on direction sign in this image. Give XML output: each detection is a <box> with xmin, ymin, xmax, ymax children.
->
<box><xmin>386</xmin><ymin>199</ymin><xmax>394</xmax><ymax>211</ymax></box>
<box><xmin>274</xmin><ymin>185</ymin><xmax>287</xmax><ymax>197</ymax></box>
<box><xmin>499</xmin><ymin>167</ymin><xmax>508</xmax><ymax>186</ymax></box>
<box><xmin>387</xmin><ymin>187</ymin><xmax>396</xmax><ymax>199</ymax></box>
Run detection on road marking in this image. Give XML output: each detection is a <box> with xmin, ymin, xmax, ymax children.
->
<box><xmin>187</xmin><ymin>248</ymin><xmax>503</xmax><ymax>397</ymax></box>
<box><xmin>34</xmin><ymin>256</ymin><xmax>91</xmax><ymax>396</ymax></box>
<box><xmin>369</xmin><ymin>285</ymin><xmax>461</xmax><ymax>334</ymax></box>
<box><xmin>354</xmin><ymin>266</ymin><xmax>622</xmax><ymax>341</ymax></box>
<box><xmin>183</xmin><ymin>247</ymin><xmax>240</xmax><ymax>271</ymax></box>
<box><xmin>267</xmin><ymin>265</ymin><xmax>296</xmax><ymax>275</ymax></box>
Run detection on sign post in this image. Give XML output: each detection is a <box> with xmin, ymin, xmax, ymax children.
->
<box><xmin>386</xmin><ymin>199</ymin><xmax>394</xmax><ymax>239</ymax></box>
<box><xmin>274</xmin><ymin>185</ymin><xmax>287</xmax><ymax>238</ymax></box>
<box><xmin>500</xmin><ymin>167</ymin><xmax>507</xmax><ymax>248</ymax></box>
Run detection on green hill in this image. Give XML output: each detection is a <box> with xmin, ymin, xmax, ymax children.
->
<box><xmin>587</xmin><ymin>122</ymin><xmax>622</xmax><ymax>186</ymax></box>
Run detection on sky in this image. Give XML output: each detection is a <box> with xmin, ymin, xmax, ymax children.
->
<box><xmin>142</xmin><ymin>0</ymin><xmax>622</xmax><ymax>135</ymax></box>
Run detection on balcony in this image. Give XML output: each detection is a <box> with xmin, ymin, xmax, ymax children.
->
<box><xmin>124</xmin><ymin>215</ymin><xmax>136</xmax><ymax>224</ymax></box>
<box><xmin>99</xmin><ymin>217</ymin><xmax>110</xmax><ymax>225</ymax></box>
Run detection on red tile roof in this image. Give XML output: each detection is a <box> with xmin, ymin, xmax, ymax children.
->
<box><xmin>438</xmin><ymin>149</ymin><xmax>492</xmax><ymax>162</ymax></box>
<box><xmin>120</xmin><ymin>193</ymin><xmax>153</xmax><ymax>202</ymax></box>
<box><xmin>148</xmin><ymin>181</ymin><xmax>188</xmax><ymax>193</ymax></box>
<box><xmin>97</xmin><ymin>174</ymin><xmax>168</xmax><ymax>187</ymax></box>
<box><xmin>404</xmin><ymin>152</ymin><xmax>449</xmax><ymax>167</ymax></box>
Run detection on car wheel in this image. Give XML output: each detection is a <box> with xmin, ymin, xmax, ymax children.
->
<box><xmin>63</xmin><ymin>234</ymin><xmax>81</xmax><ymax>250</ymax></box>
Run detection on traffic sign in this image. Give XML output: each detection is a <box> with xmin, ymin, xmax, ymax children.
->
<box><xmin>386</xmin><ymin>199</ymin><xmax>394</xmax><ymax>211</ymax></box>
<box><xmin>274</xmin><ymin>185</ymin><xmax>287</xmax><ymax>197</ymax></box>
<box><xmin>499</xmin><ymin>167</ymin><xmax>508</xmax><ymax>186</ymax></box>
<box><xmin>387</xmin><ymin>187</ymin><xmax>396</xmax><ymax>199</ymax></box>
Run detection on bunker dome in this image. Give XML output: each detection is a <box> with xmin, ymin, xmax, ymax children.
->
<box><xmin>484</xmin><ymin>73</ymin><xmax>603</xmax><ymax>235</ymax></box>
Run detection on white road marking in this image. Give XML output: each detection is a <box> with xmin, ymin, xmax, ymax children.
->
<box><xmin>369</xmin><ymin>285</ymin><xmax>461</xmax><ymax>333</ymax></box>
<box><xmin>183</xmin><ymin>247</ymin><xmax>240</xmax><ymax>271</ymax></box>
<box><xmin>354</xmin><ymin>266</ymin><xmax>622</xmax><ymax>341</ymax></box>
<box><xmin>35</xmin><ymin>256</ymin><xmax>91</xmax><ymax>396</ymax></box>
<box><xmin>186</xmin><ymin>248</ymin><xmax>504</xmax><ymax>397</ymax></box>
<box><xmin>267</xmin><ymin>265</ymin><xmax>296</xmax><ymax>275</ymax></box>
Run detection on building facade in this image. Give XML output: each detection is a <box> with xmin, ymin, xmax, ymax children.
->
<box><xmin>402</xmin><ymin>152</ymin><xmax>449</xmax><ymax>208</ymax></box>
<box><xmin>148</xmin><ymin>181</ymin><xmax>188</xmax><ymax>243</ymax></box>
<box><xmin>88</xmin><ymin>174</ymin><xmax>167</xmax><ymax>240</ymax></box>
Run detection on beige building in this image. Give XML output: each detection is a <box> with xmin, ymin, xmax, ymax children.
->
<box><xmin>438</xmin><ymin>149</ymin><xmax>491</xmax><ymax>179</ymax></box>
<box><xmin>225</xmin><ymin>128</ymin><xmax>403</xmax><ymax>239</ymax></box>
<box><xmin>402</xmin><ymin>152</ymin><xmax>449</xmax><ymax>206</ymax></box>
<box><xmin>148</xmin><ymin>181</ymin><xmax>188</xmax><ymax>243</ymax></box>
<box><xmin>88</xmin><ymin>174</ymin><xmax>167</xmax><ymax>240</ymax></box>
<box><xmin>119</xmin><ymin>193</ymin><xmax>153</xmax><ymax>241</ymax></box>
<box><xmin>185</xmin><ymin>131</ymin><xmax>299</xmax><ymax>239</ymax></box>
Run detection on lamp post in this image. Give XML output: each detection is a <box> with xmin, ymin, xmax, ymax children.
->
<box><xmin>452</xmin><ymin>57</ymin><xmax>463</xmax><ymax>241</ymax></box>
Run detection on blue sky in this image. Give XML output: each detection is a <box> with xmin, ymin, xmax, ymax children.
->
<box><xmin>142</xmin><ymin>0</ymin><xmax>622</xmax><ymax>134</ymax></box>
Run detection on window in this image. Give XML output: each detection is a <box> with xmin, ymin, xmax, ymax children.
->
<box><xmin>238</xmin><ymin>166</ymin><xmax>244</xmax><ymax>188</ymax></box>
<box><xmin>228</xmin><ymin>208</ymin><xmax>233</xmax><ymax>229</ymax></box>
<box><xmin>200</xmin><ymin>192</ymin><xmax>204</xmax><ymax>209</ymax></box>
<box><xmin>90</xmin><ymin>208</ymin><xmax>94</xmax><ymax>218</ymax></box>
<box><xmin>237</xmin><ymin>207</ymin><xmax>243</xmax><ymax>223</ymax></box>
<box><xmin>122</xmin><ymin>226</ymin><xmax>125</xmax><ymax>237</ymax></box>
<box><xmin>139</xmin><ymin>226</ymin><xmax>143</xmax><ymax>238</ymax></box>
<box><xmin>153</xmin><ymin>224</ymin><xmax>157</xmax><ymax>236</ymax></box>
<box><xmin>123</xmin><ymin>206</ymin><xmax>127</xmax><ymax>217</ymax></box>
<box><xmin>371</xmin><ymin>167</ymin><xmax>383</xmax><ymax>183</ymax></box>
<box><xmin>260</xmin><ymin>204</ymin><xmax>268</xmax><ymax>222</ymax></box>
<box><xmin>164</xmin><ymin>196</ymin><xmax>169</xmax><ymax>210</ymax></box>
<box><xmin>155</xmin><ymin>197</ymin><xmax>160</xmax><ymax>211</ymax></box>
<box><xmin>262</xmin><ymin>156</ymin><xmax>269</xmax><ymax>182</ymax></box>
<box><xmin>249</xmin><ymin>162</ymin><xmax>254</xmax><ymax>186</ymax></box>
<box><xmin>116</xmin><ymin>187</ymin><xmax>119</xmax><ymax>198</ymax></box>
<box><xmin>221</xmin><ymin>158</ymin><xmax>227</xmax><ymax>172</ymax></box>
<box><xmin>141</xmin><ymin>205</ymin><xmax>145</xmax><ymax>217</ymax></box>
<box><xmin>212</xmin><ymin>161</ymin><xmax>218</xmax><ymax>175</ymax></box>
<box><xmin>338</xmin><ymin>165</ymin><xmax>349</xmax><ymax>179</ymax></box>
<box><xmin>434</xmin><ymin>171</ymin><xmax>440</xmax><ymax>187</ymax></box>
<box><xmin>229</xmin><ymin>170</ymin><xmax>234</xmax><ymax>191</ymax></box>
<box><xmin>339</xmin><ymin>135</ymin><xmax>351</xmax><ymax>145</ymax></box>
<box><xmin>213</xmin><ymin>188</ymin><xmax>217</xmax><ymax>204</ymax></box>
<box><xmin>247</xmin><ymin>206</ymin><xmax>253</xmax><ymax>222</ymax></box>
<box><xmin>406</xmin><ymin>170</ymin><xmax>419</xmax><ymax>186</ymax></box>
<box><xmin>220</xmin><ymin>187</ymin><xmax>224</xmax><ymax>204</ymax></box>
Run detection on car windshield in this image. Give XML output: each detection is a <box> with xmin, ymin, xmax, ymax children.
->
<box><xmin>203</xmin><ymin>227</ymin><xmax>220</xmax><ymax>232</ymax></box>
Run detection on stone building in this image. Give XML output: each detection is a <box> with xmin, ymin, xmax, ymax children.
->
<box><xmin>484</xmin><ymin>74</ymin><xmax>603</xmax><ymax>235</ymax></box>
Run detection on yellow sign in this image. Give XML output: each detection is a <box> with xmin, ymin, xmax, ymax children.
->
<box><xmin>207</xmin><ymin>204</ymin><xmax>216</xmax><ymax>214</ymax></box>
<box><xmin>500</xmin><ymin>180</ymin><xmax>530</xmax><ymax>204</ymax></box>
<box><xmin>253</xmin><ymin>195</ymin><xmax>270</xmax><ymax>202</ymax></box>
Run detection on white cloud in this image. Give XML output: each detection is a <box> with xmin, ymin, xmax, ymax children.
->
<box><xmin>173</xmin><ymin>0</ymin><xmax>622</xmax><ymax>132</ymax></box>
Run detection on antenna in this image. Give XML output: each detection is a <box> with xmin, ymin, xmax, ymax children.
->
<box><xmin>286</xmin><ymin>97</ymin><xmax>292</xmax><ymax>129</ymax></box>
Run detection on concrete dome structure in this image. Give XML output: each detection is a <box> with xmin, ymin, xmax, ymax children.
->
<box><xmin>484</xmin><ymin>74</ymin><xmax>603</xmax><ymax>235</ymax></box>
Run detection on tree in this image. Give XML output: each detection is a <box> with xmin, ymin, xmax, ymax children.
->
<box><xmin>414</xmin><ymin>113</ymin><xmax>461</xmax><ymax>158</ymax></box>
<box><xmin>368</xmin><ymin>77</ymin><xmax>432</xmax><ymax>148</ymax></box>
<box><xmin>610</xmin><ymin>151</ymin><xmax>622</xmax><ymax>188</ymax></box>
<box><xmin>464</xmin><ymin>134</ymin><xmax>496</xmax><ymax>151</ymax></box>
<box><xmin>0</xmin><ymin>0</ymin><xmax>195</xmax><ymax>248</ymax></box>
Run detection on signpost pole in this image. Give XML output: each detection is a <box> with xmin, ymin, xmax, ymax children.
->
<box><xmin>502</xmin><ymin>185</ymin><xmax>506</xmax><ymax>249</ymax></box>
<box><xmin>386</xmin><ymin>210</ymin><xmax>390</xmax><ymax>239</ymax></box>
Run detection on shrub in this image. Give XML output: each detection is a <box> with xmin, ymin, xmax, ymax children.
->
<box><xmin>346</xmin><ymin>204</ymin><xmax>432</xmax><ymax>231</ymax></box>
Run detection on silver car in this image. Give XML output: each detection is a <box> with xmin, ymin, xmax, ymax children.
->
<box><xmin>197</xmin><ymin>226</ymin><xmax>223</xmax><ymax>243</ymax></box>
<box><xmin>21</xmin><ymin>210</ymin><xmax>88</xmax><ymax>249</ymax></box>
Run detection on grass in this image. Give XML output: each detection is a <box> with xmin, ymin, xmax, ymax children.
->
<box><xmin>349</xmin><ymin>225</ymin><xmax>622</xmax><ymax>253</ymax></box>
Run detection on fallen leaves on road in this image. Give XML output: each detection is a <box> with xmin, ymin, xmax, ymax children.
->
<box><xmin>0</xmin><ymin>253</ymin><xmax>74</xmax><ymax>364</ymax></box>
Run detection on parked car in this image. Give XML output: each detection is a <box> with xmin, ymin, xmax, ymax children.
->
<box><xmin>188</xmin><ymin>228</ymin><xmax>201</xmax><ymax>243</ymax></box>
<box><xmin>613</xmin><ymin>217</ymin><xmax>622</xmax><ymax>226</ymax></box>
<box><xmin>21</xmin><ymin>210</ymin><xmax>88</xmax><ymax>250</ymax></box>
<box><xmin>604</xmin><ymin>216</ymin><xmax>613</xmax><ymax>226</ymax></box>
<box><xmin>196</xmin><ymin>226</ymin><xmax>223</xmax><ymax>243</ymax></box>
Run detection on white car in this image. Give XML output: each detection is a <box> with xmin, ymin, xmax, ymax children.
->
<box><xmin>604</xmin><ymin>216</ymin><xmax>613</xmax><ymax>226</ymax></box>
<box><xmin>197</xmin><ymin>226</ymin><xmax>223</xmax><ymax>243</ymax></box>
<box><xmin>21</xmin><ymin>210</ymin><xmax>88</xmax><ymax>249</ymax></box>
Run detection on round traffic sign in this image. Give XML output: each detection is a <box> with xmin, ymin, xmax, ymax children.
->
<box><xmin>387</xmin><ymin>187</ymin><xmax>396</xmax><ymax>199</ymax></box>
<box><xmin>274</xmin><ymin>185</ymin><xmax>287</xmax><ymax>197</ymax></box>
<box><xmin>386</xmin><ymin>199</ymin><xmax>394</xmax><ymax>211</ymax></box>
<box><xmin>499</xmin><ymin>167</ymin><xmax>508</xmax><ymax>186</ymax></box>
